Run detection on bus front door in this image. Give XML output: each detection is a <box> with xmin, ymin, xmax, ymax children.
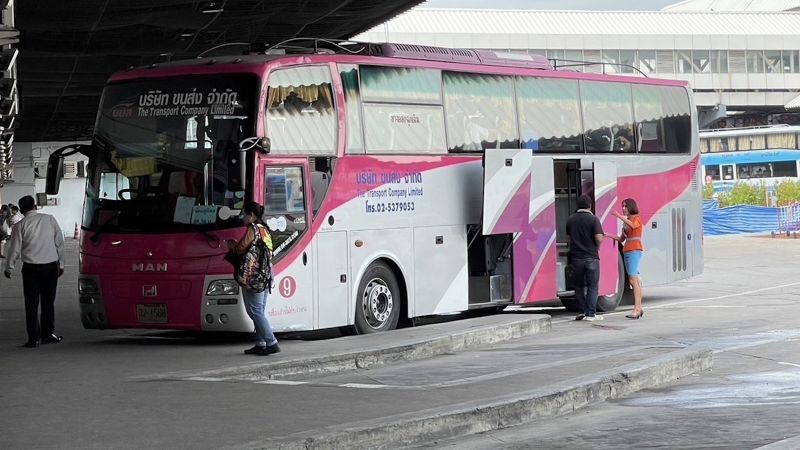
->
<box><xmin>260</xmin><ymin>161</ymin><xmax>314</xmax><ymax>331</ymax></box>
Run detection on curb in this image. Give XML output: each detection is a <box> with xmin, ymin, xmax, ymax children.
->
<box><xmin>231</xmin><ymin>347</ymin><xmax>713</xmax><ymax>450</ymax></box>
<box><xmin>178</xmin><ymin>314</ymin><xmax>551</xmax><ymax>382</ymax></box>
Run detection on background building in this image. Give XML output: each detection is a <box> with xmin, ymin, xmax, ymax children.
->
<box><xmin>2</xmin><ymin>141</ymin><xmax>88</xmax><ymax>236</ymax></box>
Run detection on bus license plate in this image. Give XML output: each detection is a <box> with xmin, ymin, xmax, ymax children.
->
<box><xmin>136</xmin><ymin>304</ymin><xmax>167</xmax><ymax>324</ymax></box>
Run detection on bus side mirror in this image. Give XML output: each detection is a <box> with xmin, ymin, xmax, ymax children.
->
<box><xmin>258</xmin><ymin>137</ymin><xmax>270</xmax><ymax>153</ymax></box>
<box><xmin>45</xmin><ymin>143</ymin><xmax>93</xmax><ymax>195</ymax></box>
<box><xmin>238</xmin><ymin>136</ymin><xmax>270</xmax><ymax>153</ymax></box>
<box><xmin>45</xmin><ymin>153</ymin><xmax>65</xmax><ymax>195</ymax></box>
<box><xmin>233</xmin><ymin>137</ymin><xmax>270</xmax><ymax>192</ymax></box>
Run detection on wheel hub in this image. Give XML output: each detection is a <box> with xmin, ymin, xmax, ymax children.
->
<box><xmin>362</xmin><ymin>279</ymin><xmax>393</xmax><ymax>328</ymax></box>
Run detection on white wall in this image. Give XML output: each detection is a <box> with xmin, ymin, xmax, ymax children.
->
<box><xmin>1</xmin><ymin>141</ymin><xmax>89</xmax><ymax>237</ymax></box>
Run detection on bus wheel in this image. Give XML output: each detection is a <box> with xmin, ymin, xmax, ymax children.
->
<box><xmin>354</xmin><ymin>261</ymin><xmax>401</xmax><ymax>334</ymax></box>
<box><xmin>597</xmin><ymin>252</ymin><xmax>626</xmax><ymax>312</ymax></box>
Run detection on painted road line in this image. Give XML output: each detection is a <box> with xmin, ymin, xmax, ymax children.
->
<box><xmin>552</xmin><ymin>281</ymin><xmax>800</xmax><ymax>324</ymax></box>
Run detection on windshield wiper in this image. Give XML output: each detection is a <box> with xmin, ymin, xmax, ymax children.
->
<box><xmin>90</xmin><ymin>212</ymin><xmax>121</xmax><ymax>244</ymax></box>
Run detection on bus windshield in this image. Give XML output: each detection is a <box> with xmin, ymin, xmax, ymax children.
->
<box><xmin>84</xmin><ymin>74</ymin><xmax>258</xmax><ymax>234</ymax></box>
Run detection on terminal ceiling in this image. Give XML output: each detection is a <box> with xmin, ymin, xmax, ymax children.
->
<box><xmin>15</xmin><ymin>0</ymin><xmax>424</xmax><ymax>142</ymax></box>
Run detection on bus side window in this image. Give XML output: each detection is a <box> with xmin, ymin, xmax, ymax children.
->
<box><xmin>266</xmin><ymin>66</ymin><xmax>337</xmax><ymax>155</ymax></box>
<box><xmin>443</xmin><ymin>72</ymin><xmax>517</xmax><ymax>152</ymax></box>
<box><xmin>264</xmin><ymin>166</ymin><xmax>308</xmax><ymax>257</ymax></box>
<box><xmin>581</xmin><ymin>80</ymin><xmax>635</xmax><ymax>153</ymax></box>
<box><xmin>633</xmin><ymin>85</ymin><xmax>692</xmax><ymax>154</ymax></box>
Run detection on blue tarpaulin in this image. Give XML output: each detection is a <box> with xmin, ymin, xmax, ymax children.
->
<box><xmin>703</xmin><ymin>200</ymin><xmax>781</xmax><ymax>236</ymax></box>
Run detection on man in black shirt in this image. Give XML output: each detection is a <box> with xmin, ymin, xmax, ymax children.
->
<box><xmin>566</xmin><ymin>194</ymin><xmax>605</xmax><ymax>321</ymax></box>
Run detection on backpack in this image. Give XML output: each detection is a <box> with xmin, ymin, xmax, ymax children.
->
<box><xmin>235</xmin><ymin>224</ymin><xmax>273</xmax><ymax>293</ymax></box>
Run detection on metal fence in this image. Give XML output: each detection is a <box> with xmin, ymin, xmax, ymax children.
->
<box><xmin>778</xmin><ymin>203</ymin><xmax>800</xmax><ymax>233</ymax></box>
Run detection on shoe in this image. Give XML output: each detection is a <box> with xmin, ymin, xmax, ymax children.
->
<box><xmin>23</xmin><ymin>341</ymin><xmax>39</xmax><ymax>348</ymax></box>
<box><xmin>41</xmin><ymin>334</ymin><xmax>63</xmax><ymax>344</ymax></box>
<box><xmin>244</xmin><ymin>345</ymin><xmax>266</xmax><ymax>355</ymax></box>
<box><xmin>257</xmin><ymin>343</ymin><xmax>280</xmax><ymax>356</ymax></box>
<box><xmin>626</xmin><ymin>311</ymin><xmax>644</xmax><ymax>319</ymax></box>
<box><xmin>584</xmin><ymin>315</ymin><xmax>603</xmax><ymax>322</ymax></box>
<box><xmin>575</xmin><ymin>314</ymin><xmax>585</xmax><ymax>321</ymax></box>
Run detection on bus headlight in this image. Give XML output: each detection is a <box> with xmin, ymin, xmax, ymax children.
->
<box><xmin>206</xmin><ymin>280</ymin><xmax>239</xmax><ymax>296</ymax></box>
<box><xmin>78</xmin><ymin>278</ymin><xmax>99</xmax><ymax>295</ymax></box>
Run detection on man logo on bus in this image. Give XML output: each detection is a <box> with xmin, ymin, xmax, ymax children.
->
<box><xmin>132</xmin><ymin>263</ymin><xmax>168</xmax><ymax>272</ymax></box>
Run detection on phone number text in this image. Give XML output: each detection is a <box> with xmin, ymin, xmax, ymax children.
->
<box><xmin>365</xmin><ymin>201</ymin><xmax>416</xmax><ymax>214</ymax></box>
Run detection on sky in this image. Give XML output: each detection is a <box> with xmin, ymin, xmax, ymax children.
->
<box><xmin>420</xmin><ymin>0</ymin><xmax>680</xmax><ymax>10</ymax></box>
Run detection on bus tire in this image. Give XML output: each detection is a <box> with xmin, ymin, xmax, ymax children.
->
<box><xmin>354</xmin><ymin>261</ymin><xmax>401</xmax><ymax>334</ymax></box>
<box><xmin>597</xmin><ymin>252</ymin><xmax>626</xmax><ymax>312</ymax></box>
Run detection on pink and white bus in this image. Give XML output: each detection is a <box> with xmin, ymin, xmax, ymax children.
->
<box><xmin>47</xmin><ymin>42</ymin><xmax>703</xmax><ymax>334</ymax></box>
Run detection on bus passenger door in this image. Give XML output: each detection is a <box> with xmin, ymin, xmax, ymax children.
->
<box><xmin>261</xmin><ymin>162</ymin><xmax>314</xmax><ymax>330</ymax></box>
<box><xmin>482</xmin><ymin>149</ymin><xmax>532</xmax><ymax>235</ymax></box>
<box><xmin>593</xmin><ymin>161</ymin><xmax>620</xmax><ymax>298</ymax></box>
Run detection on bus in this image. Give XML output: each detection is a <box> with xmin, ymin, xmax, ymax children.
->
<box><xmin>46</xmin><ymin>41</ymin><xmax>703</xmax><ymax>334</ymax></box>
<box><xmin>700</xmin><ymin>125</ymin><xmax>800</xmax><ymax>195</ymax></box>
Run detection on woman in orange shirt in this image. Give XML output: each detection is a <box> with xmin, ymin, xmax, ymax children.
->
<box><xmin>611</xmin><ymin>198</ymin><xmax>644</xmax><ymax>319</ymax></box>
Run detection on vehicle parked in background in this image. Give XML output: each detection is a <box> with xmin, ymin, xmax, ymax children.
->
<box><xmin>701</xmin><ymin>125</ymin><xmax>800</xmax><ymax>198</ymax></box>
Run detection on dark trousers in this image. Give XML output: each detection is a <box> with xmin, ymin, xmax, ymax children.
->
<box><xmin>21</xmin><ymin>262</ymin><xmax>60</xmax><ymax>343</ymax></box>
<box><xmin>571</xmin><ymin>258</ymin><xmax>600</xmax><ymax>316</ymax></box>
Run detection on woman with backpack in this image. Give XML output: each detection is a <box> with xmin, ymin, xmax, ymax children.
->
<box><xmin>226</xmin><ymin>201</ymin><xmax>280</xmax><ymax>356</ymax></box>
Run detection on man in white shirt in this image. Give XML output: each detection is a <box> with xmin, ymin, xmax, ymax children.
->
<box><xmin>3</xmin><ymin>195</ymin><xmax>66</xmax><ymax>348</ymax></box>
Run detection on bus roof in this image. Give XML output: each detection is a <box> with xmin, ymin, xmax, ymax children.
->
<box><xmin>109</xmin><ymin>41</ymin><xmax>689</xmax><ymax>89</ymax></box>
